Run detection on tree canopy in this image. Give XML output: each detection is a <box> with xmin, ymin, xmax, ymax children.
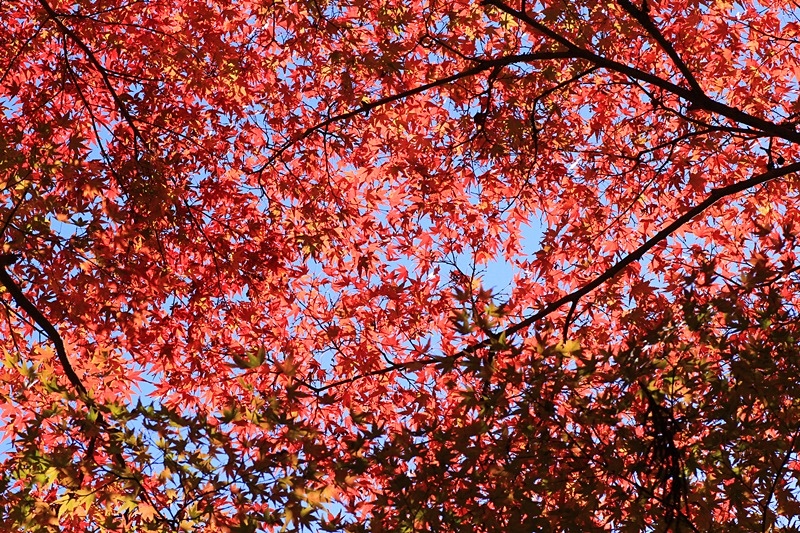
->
<box><xmin>2</xmin><ymin>0</ymin><xmax>800</xmax><ymax>530</ymax></box>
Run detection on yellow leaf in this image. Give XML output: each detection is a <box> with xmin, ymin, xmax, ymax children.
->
<box><xmin>556</xmin><ymin>340</ymin><xmax>581</xmax><ymax>354</ymax></box>
<box><xmin>139</xmin><ymin>503</ymin><xmax>157</xmax><ymax>521</ymax></box>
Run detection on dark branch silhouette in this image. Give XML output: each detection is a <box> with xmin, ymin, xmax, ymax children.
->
<box><xmin>0</xmin><ymin>253</ymin><xmax>87</xmax><ymax>395</ymax></box>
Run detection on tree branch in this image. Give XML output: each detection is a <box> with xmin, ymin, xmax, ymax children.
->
<box><xmin>310</xmin><ymin>161</ymin><xmax>800</xmax><ymax>391</ymax></box>
<box><xmin>484</xmin><ymin>0</ymin><xmax>800</xmax><ymax>145</ymax></box>
<box><xmin>37</xmin><ymin>0</ymin><xmax>144</xmax><ymax>147</ymax></box>
<box><xmin>479</xmin><ymin>160</ymin><xmax>800</xmax><ymax>351</ymax></box>
<box><xmin>0</xmin><ymin>254</ymin><xmax>87</xmax><ymax>396</ymax></box>
<box><xmin>0</xmin><ymin>254</ymin><xmax>163</xmax><ymax>518</ymax></box>
<box><xmin>616</xmin><ymin>0</ymin><xmax>704</xmax><ymax>95</ymax></box>
<box><xmin>760</xmin><ymin>425</ymin><xmax>800</xmax><ymax>533</ymax></box>
<box><xmin>253</xmin><ymin>51</ymin><xmax>575</xmax><ymax>172</ymax></box>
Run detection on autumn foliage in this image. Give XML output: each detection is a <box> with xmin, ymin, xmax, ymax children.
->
<box><xmin>2</xmin><ymin>0</ymin><xmax>800</xmax><ymax>530</ymax></box>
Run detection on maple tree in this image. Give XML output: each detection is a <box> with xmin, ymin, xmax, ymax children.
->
<box><xmin>2</xmin><ymin>0</ymin><xmax>800</xmax><ymax>530</ymax></box>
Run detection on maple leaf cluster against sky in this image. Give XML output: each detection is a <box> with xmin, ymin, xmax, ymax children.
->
<box><xmin>2</xmin><ymin>0</ymin><xmax>800</xmax><ymax>530</ymax></box>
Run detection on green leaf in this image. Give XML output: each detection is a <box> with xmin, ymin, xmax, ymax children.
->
<box><xmin>231</xmin><ymin>346</ymin><xmax>266</xmax><ymax>369</ymax></box>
